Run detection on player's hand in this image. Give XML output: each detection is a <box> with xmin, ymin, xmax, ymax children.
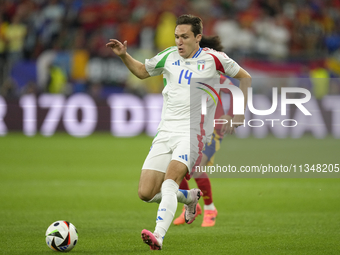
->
<box><xmin>106</xmin><ymin>39</ymin><xmax>127</xmax><ymax>57</ymax></box>
<box><xmin>232</xmin><ymin>115</ymin><xmax>245</xmax><ymax>129</ymax></box>
<box><xmin>220</xmin><ymin>115</ymin><xmax>233</xmax><ymax>135</ymax></box>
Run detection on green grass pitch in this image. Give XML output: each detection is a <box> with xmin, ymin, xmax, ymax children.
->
<box><xmin>0</xmin><ymin>134</ymin><xmax>339</xmax><ymax>254</ymax></box>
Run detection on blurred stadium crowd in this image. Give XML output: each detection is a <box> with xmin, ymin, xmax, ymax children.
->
<box><xmin>0</xmin><ymin>0</ymin><xmax>340</xmax><ymax>98</ymax></box>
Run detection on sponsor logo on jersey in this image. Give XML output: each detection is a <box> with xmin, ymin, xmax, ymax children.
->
<box><xmin>185</xmin><ymin>62</ymin><xmax>190</xmax><ymax>65</ymax></box>
<box><xmin>197</xmin><ymin>60</ymin><xmax>205</xmax><ymax>71</ymax></box>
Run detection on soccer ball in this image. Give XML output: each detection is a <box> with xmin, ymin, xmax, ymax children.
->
<box><xmin>45</xmin><ymin>220</ymin><xmax>78</xmax><ymax>252</ymax></box>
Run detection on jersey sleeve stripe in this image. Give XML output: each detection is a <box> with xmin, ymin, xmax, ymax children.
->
<box><xmin>207</xmin><ymin>53</ymin><xmax>225</xmax><ymax>73</ymax></box>
<box><xmin>155</xmin><ymin>50</ymin><xmax>176</xmax><ymax>69</ymax></box>
<box><xmin>157</xmin><ymin>46</ymin><xmax>177</xmax><ymax>56</ymax></box>
<box><xmin>193</xmin><ymin>114</ymin><xmax>206</xmax><ymax>170</ymax></box>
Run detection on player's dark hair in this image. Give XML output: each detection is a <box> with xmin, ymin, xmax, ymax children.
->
<box><xmin>176</xmin><ymin>14</ymin><xmax>203</xmax><ymax>37</ymax></box>
<box><xmin>200</xmin><ymin>35</ymin><xmax>223</xmax><ymax>51</ymax></box>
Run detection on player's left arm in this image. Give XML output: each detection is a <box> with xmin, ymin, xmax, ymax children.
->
<box><xmin>231</xmin><ymin>67</ymin><xmax>251</xmax><ymax>128</ymax></box>
<box><xmin>215</xmin><ymin>52</ymin><xmax>251</xmax><ymax>130</ymax></box>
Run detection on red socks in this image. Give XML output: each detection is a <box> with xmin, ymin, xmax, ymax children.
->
<box><xmin>179</xmin><ymin>178</ymin><xmax>190</xmax><ymax>190</ymax></box>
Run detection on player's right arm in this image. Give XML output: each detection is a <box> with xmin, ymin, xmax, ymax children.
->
<box><xmin>106</xmin><ymin>39</ymin><xmax>150</xmax><ymax>80</ymax></box>
<box><xmin>219</xmin><ymin>78</ymin><xmax>236</xmax><ymax>135</ymax></box>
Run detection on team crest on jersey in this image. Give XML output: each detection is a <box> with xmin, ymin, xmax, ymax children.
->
<box><xmin>197</xmin><ymin>60</ymin><xmax>205</xmax><ymax>71</ymax></box>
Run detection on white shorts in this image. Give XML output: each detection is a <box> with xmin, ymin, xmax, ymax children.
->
<box><xmin>142</xmin><ymin>131</ymin><xmax>205</xmax><ymax>174</ymax></box>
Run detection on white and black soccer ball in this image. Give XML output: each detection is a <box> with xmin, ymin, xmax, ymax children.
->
<box><xmin>45</xmin><ymin>220</ymin><xmax>78</xmax><ymax>252</ymax></box>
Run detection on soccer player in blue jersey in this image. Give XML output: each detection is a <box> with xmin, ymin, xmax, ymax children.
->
<box><xmin>106</xmin><ymin>14</ymin><xmax>251</xmax><ymax>250</ymax></box>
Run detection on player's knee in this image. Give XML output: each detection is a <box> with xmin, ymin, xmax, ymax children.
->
<box><xmin>138</xmin><ymin>189</ymin><xmax>152</xmax><ymax>202</ymax></box>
